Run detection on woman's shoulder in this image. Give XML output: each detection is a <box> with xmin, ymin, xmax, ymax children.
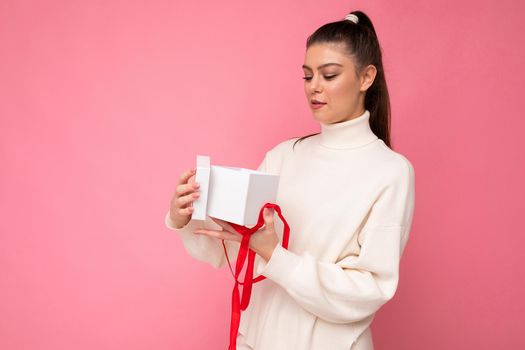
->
<box><xmin>261</xmin><ymin>137</ymin><xmax>302</xmax><ymax>174</ymax></box>
<box><xmin>373</xmin><ymin>139</ymin><xmax>415</xmax><ymax>181</ymax></box>
<box><xmin>266</xmin><ymin>136</ymin><xmax>302</xmax><ymax>156</ymax></box>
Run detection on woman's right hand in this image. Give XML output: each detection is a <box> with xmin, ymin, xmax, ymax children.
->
<box><xmin>168</xmin><ymin>168</ymin><xmax>201</xmax><ymax>229</ymax></box>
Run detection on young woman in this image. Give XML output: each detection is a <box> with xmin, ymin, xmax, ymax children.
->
<box><xmin>166</xmin><ymin>10</ymin><xmax>415</xmax><ymax>350</ymax></box>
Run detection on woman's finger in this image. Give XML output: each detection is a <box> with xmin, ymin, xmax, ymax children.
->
<box><xmin>177</xmin><ymin>191</ymin><xmax>200</xmax><ymax>208</ymax></box>
<box><xmin>177</xmin><ymin>168</ymin><xmax>196</xmax><ymax>186</ymax></box>
<box><xmin>210</xmin><ymin>217</ymin><xmax>237</xmax><ymax>234</ymax></box>
<box><xmin>263</xmin><ymin>207</ymin><xmax>275</xmax><ymax>231</ymax></box>
<box><xmin>193</xmin><ymin>228</ymin><xmax>242</xmax><ymax>242</ymax></box>
<box><xmin>178</xmin><ymin>206</ymin><xmax>194</xmax><ymax>216</ymax></box>
<box><xmin>176</xmin><ymin>181</ymin><xmax>200</xmax><ymax>197</ymax></box>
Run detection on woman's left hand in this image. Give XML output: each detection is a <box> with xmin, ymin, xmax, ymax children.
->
<box><xmin>193</xmin><ymin>207</ymin><xmax>279</xmax><ymax>262</ymax></box>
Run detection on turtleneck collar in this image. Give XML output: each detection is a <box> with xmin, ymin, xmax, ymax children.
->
<box><xmin>318</xmin><ymin>109</ymin><xmax>379</xmax><ymax>150</ymax></box>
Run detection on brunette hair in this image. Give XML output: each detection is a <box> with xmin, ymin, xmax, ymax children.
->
<box><xmin>293</xmin><ymin>10</ymin><xmax>392</xmax><ymax>150</ymax></box>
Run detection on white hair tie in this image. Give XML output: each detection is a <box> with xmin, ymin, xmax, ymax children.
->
<box><xmin>345</xmin><ymin>13</ymin><xmax>359</xmax><ymax>24</ymax></box>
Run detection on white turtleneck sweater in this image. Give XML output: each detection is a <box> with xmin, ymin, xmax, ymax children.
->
<box><xmin>165</xmin><ymin>110</ymin><xmax>415</xmax><ymax>350</ymax></box>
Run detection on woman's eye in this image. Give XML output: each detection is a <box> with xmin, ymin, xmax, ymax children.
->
<box><xmin>302</xmin><ymin>75</ymin><xmax>336</xmax><ymax>81</ymax></box>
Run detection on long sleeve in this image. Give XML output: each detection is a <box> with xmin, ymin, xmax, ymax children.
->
<box><xmin>256</xmin><ymin>158</ymin><xmax>415</xmax><ymax>324</ymax></box>
<box><xmin>165</xmin><ymin>153</ymin><xmax>269</xmax><ymax>269</ymax></box>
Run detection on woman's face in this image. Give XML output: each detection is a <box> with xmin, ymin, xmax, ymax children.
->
<box><xmin>302</xmin><ymin>42</ymin><xmax>375</xmax><ymax>124</ymax></box>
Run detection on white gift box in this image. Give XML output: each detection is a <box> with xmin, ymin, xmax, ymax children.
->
<box><xmin>191</xmin><ymin>155</ymin><xmax>279</xmax><ymax>226</ymax></box>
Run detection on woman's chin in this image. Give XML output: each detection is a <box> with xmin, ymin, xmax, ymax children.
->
<box><xmin>312</xmin><ymin>112</ymin><xmax>332</xmax><ymax>124</ymax></box>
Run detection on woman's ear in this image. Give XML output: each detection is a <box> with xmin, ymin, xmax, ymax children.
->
<box><xmin>359</xmin><ymin>64</ymin><xmax>377</xmax><ymax>92</ymax></box>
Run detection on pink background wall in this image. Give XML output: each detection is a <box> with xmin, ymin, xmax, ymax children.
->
<box><xmin>1</xmin><ymin>0</ymin><xmax>524</xmax><ymax>349</ymax></box>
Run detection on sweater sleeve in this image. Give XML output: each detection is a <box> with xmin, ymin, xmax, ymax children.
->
<box><xmin>165</xmin><ymin>153</ymin><xmax>269</xmax><ymax>269</ymax></box>
<box><xmin>256</xmin><ymin>158</ymin><xmax>415</xmax><ymax>324</ymax></box>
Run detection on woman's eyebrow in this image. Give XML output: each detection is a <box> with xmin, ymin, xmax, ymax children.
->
<box><xmin>302</xmin><ymin>63</ymin><xmax>343</xmax><ymax>70</ymax></box>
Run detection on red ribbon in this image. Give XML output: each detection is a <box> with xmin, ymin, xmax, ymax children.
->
<box><xmin>220</xmin><ymin>202</ymin><xmax>290</xmax><ymax>350</ymax></box>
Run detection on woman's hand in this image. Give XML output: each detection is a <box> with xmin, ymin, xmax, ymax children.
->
<box><xmin>168</xmin><ymin>168</ymin><xmax>200</xmax><ymax>229</ymax></box>
<box><xmin>193</xmin><ymin>207</ymin><xmax>279</xmax><ymax>262</ymax></box>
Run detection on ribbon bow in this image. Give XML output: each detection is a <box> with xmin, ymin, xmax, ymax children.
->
<box><xmin>221</xmin><ymin>202</ymin><xmax>290</xmax><ymax>350</ymax></box>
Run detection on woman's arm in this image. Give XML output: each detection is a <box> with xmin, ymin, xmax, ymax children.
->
<box><xmin>256</xmin><ymin>159</ymin><xmax>415</xmax><ymax>324</ymax></box>
<box><xmin>165</xmin><ymin>152</ymin><xmax>269</xmax><ymax>269</ymax></box>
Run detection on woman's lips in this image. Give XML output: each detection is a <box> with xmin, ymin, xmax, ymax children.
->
<box><xmin>311</xmin><ymin>102</ymin><xmax>326</xmax><ymax>110</ymax></box>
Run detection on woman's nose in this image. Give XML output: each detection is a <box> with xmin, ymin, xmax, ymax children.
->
<box><xmin>309</xmin><ymin>76</ymin><xmax>323</xmax><ymax>93</ymax></box>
